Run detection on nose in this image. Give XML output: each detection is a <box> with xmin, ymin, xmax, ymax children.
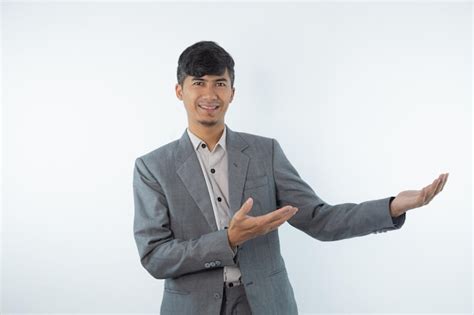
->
<box><xmin>202</xmin><ymin>85</ymin><xmax>218</xmax><ymax>100</ymax></box>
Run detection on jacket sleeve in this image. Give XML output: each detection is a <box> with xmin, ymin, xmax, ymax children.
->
<box><xmin>271</xmin><ymin>139</ymin><xmax>405</xmax><ymax>241</ymax></box>
<box><xmin>132</xmin><ymin>157</ymin><xmax>236</xmax><ymax>279</ymax></box>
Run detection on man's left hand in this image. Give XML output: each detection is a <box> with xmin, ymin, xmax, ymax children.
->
<box><xmin>390</xmin><ymin>173</ymin><xmax>449</xmax><ymax>217</ymax></box>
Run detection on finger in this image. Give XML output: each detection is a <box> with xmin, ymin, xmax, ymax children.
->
<box><xmin>266</xmin><ymin>209</ymin><xmax>299</xmax><ymax>231</ymax></box>
<box><xmin>260</xmin><ymin>206</ymin><xmax>296</xmax><ymax>225</ymax></box>
<box><xmin>429</xmin><ymin>173</ymin><xmax>449</xmax><ymax>202</ymax></box>
<box><xmin>425</xmin><ymin>174</ymin><xmax>447</xmax><ymax>204</ymax></box>
<box><xmin>419</xmin><ymin>178</ymin><xmax>438</xmax><ymax>205</ymax></box>
<box><xmin>439</xmin><ymin>173</ymin><xmax>449</xmax><ymax>192</ymax></box>
<box><xmin>271</xmin><ymin>210</ymin><xmax>296</xmax><ymax>227</ymax></box>
<box><xmin>235</xmin><ymin>198</ymin><xmax>253</xmax><ymax>219</ymax></box>
<box><xmin>423</xmin><ymin>181</ymin><xmax>440</xmax><ymax>206</ymax></box>
<box><xmin>434</xmin><ymin>174</ymin><xmax>446</xmax><ymax>195</ymax></box>
<box><xmin>424</xmin><ymin>177</ymin><xmax>442</xmax><ymax>204</ymax></box>
<box><xmin>430</xmin><ymin>176</ymin><xmax>442</xmax><ymax>193</ymax></box>
<box><xmin>260</xmin><ymin>207</ymin><xmax>298</xmax><ymax>229</ymax></box>
<box><xmin>248</xmin><ymin>207</ymin><xmax>298</xmax><ymax>237</ymax></box>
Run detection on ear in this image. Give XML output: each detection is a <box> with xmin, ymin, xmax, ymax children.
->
<box><xmin>175</xmin><ymin>83</ymin><xmax>183</xmax><ymax>100</ymax></box>
<box><xmin>229</xmin><ymin>87</ymin><xmax>235</xmax><ymax>103</ymax></box>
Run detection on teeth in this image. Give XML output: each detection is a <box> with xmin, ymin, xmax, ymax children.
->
<box><xmin>199</xmin><ymin>105</ymin><xmax>218</xmax><ymax>109</ymax></box>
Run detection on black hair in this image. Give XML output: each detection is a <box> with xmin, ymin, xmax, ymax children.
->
<box><xmin>177</xmin><ymin>41</ymin><xmax>235</xmax><ymax>87</ymax></box>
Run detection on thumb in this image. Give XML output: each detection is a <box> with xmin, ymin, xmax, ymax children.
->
<box><xmin>236</xmin><ymin>197</ymin><xmax>253</xmax><ymax>218</ymax></box>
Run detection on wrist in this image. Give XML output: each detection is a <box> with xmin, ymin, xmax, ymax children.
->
<box><xmin>389</xmin><ymin>197</ymin><xmax>403</xmax><ymax>217</ymax></box>
<box><xmin>226</xmin><ymin>228</ymin><xmax>237</xmax><ymax>249</ymax></box>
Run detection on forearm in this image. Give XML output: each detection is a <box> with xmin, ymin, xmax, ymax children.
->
<box><xmin>133</xmin><ymin>157</ymin><xmax>236</xmax><ymax>279</ymax></box>
<box><xmin>136</xmin><ymin>229</ymin><xmax>236</xmax><ymax>279</ymax></box>
<box><xmin>272</xmin><ymin>139</ymin><xmax>405</xmax><ymax>241</ymax></box>
<box><xmin>288</xmin><ymin>197</ymin><xmax>405</xmax><ymax>241</ymax></box>
<box><xmin>389</xmin><ymin>196</ymin><xmax>404</xmax><ymax>217</ymax></box>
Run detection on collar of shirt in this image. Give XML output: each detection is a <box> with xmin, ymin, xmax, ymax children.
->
<box><xmin>186</xmin><ymin>126</ymin><xmax>227</xmax><ymax>152</ymax></box>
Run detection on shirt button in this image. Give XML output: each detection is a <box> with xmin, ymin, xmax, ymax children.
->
<box><xmin>217</xmin><ymin>197</ymin><xmax>222</xmax><ymax>202</ymax></box>
<box><xmin>210</xmin><ymin>168</ymin><xmax>215</xmax><ymax>174</ymax></box>
<box><xmin>201</xmin><ymin>143</ymin><xmax>206</xmax><ymax>148</ymax></box>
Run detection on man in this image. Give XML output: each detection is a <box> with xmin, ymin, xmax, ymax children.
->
<box><xmin>133</xmin><ymin>41</ymin><xmax>448</xmax><ymax>315</ymax></box>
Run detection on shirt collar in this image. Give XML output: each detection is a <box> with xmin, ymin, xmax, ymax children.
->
<box><xmin>186</xmin><ymin>126</ymin><xmax>227</xmax><ymax>152</ymax></box>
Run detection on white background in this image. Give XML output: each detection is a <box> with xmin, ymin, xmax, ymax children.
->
<box><xmin>2</xmin><ymin>1</ymin><xmax>472</xmax><ymax>314</ymax></box>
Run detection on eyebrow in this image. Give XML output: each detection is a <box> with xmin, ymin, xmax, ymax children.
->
<box><xmin>191</xmin><ymin>77</ymin><xmax>228</xmax><ymax>82</ymax></box>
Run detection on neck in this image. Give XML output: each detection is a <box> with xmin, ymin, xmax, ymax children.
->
<box><xmin>188</xmin><ymin>123</ymin><xmax>225</xmax><ymax>151</ymax></box>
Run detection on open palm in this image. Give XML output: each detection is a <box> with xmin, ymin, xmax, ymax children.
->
<box><xmin>390</xmin><ymin>173</ymin><xmax>449</xmax><ymax>217</ymax></box>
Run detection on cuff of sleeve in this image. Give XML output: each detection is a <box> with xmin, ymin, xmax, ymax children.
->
<box><xmin>366</xmin><ymin>196</ymin><xmax>407</xmax><ymax>235</ymax></box>
<box><xmin>229</xmin><ymin>245</ymin><xmax>238</xmax><ymax>256</ymax></box>
<box><xmin>372</xmin><ymin>196</ymin><xmax>406</xmax><ymax>234</ymax></box>
<box><xmin>223</xmin><ymin>228</ymin><xmax>238</xmax><ymax>263</ymax></box>
<box><xmin>389</xmin><ymin>196</ymin><xmax>406</xmax><ymax>229</ymax></box>
<box><xmin>214</xmin><ymin>229</ymin><xmax>238</xmax><ymax>266</ymax></box>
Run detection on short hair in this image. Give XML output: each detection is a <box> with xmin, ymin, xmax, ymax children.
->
<box><xmin>177</xmin><ymin>41</ymin><xmax>235</xmax><ymax>87</ymax></box>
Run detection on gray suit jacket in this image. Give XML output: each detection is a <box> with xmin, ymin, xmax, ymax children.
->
<box><xmin>133</xmin><ymin>126</ymin><xmax>405</xmax><ymax>315</ymax></box>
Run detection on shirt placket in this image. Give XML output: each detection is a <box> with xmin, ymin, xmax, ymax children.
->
<box><xmin>209</xmin><ymin>148</ymin><xmax>229</xmax><ymax>230</ymax></box>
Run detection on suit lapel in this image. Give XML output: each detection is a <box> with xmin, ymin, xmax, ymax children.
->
<box><xmin>226</xmin><ymin>127</ymin><xmax>250</xmax><ymax>215</ymax></box>
<box><xmin>175</xmin><ymin>131</ymin><xmax>218</xmax><ymax>231</ymax></box>
<box><xmin>174</xmin><ymin>126</ymin><xmax>250</xmax><ymax>231</ymax></box>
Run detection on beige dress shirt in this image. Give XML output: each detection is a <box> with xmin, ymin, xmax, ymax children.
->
<box><xmin>186</xmin><ymin>127</ymin><xmax>242</xmax><ymax>283</ymax></box>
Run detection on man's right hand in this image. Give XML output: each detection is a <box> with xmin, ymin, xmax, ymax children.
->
<box><xmin>227</xmin><ymin>197</ymin><xmax>298</xmax><ymax>248</ymax></box>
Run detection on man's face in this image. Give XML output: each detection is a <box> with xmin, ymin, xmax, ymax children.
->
<box><xmin>175</xmin><ymin>69</ymin><xmax>234</xmax><ymax>129</ymax></box>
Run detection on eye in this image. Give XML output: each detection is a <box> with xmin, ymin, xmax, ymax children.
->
<box><xmin>216</xmin><ymin>82</ymin><xmax>227</xmax><ymax>87</ymax></box>
<box><xmin>192</xmin><ymin>81</ymin><xmax>204</xmax><ymax>86</ymax></box>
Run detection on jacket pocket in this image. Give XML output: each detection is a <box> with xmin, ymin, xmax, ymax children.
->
<box><xmin>244</xmin><ymin>175</ymin><xmax>268</xmax><ymax>190</ymax></box>
<box><xmin>164</xmin><ymin>287</ymin><xmax>190</xmax><ymax>295</ymax></box>
<box><xmin>267</xmin><ymin>267</ymin><xmax>286</xmax><ymax>278</ymax></box>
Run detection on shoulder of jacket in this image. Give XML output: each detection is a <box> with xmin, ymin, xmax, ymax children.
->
<box><xmin>135</xmin><ymin>139</ymin><xmax>179</xmax><ymax>164</ymax></box>
<box><xmin>234</xmin><ymin>131</ymin><xmax>275</xmax><ymax>146</ymax></box>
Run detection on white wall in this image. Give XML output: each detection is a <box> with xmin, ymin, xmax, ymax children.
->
<box><xmin>2</xmin><ymin>2</ymin><xmax>472</xmax><ymax>314</ymax></box>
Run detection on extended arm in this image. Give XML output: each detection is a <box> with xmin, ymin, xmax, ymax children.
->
<box><xmin>272</xmin><ymin>139</ymin><xmax>406</xmax><ymax>241</ymax></box>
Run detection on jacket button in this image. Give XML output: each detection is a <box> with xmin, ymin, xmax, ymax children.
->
<box><xmin>204</xmin><ymin>263</ymin><xmax>210</xmax><ymax>268</ymax></box>
<box><xmin>210</xmin><ymin>262</ymin><xmax>216</xmax><ymax>267</ymax></box>
<box><xmin>214</xmin><ymin>293</ymin><xmax>221</xmax><ymax>299</ymax></box>
<box><xmin>215</xmin><ymin>261</ymin><xmax>221</xmax><ymax>266</ymax></box>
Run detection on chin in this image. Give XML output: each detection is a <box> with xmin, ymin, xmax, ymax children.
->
<box><xmin>198</xmin><ymin>120</ymin><xmax>219</xmax><ymax>127</ymax></box>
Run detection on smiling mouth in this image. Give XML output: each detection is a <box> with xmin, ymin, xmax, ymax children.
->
<box><xmin>198</xmin><ymin>105</ymin><xmax>220</xmax><ymax>111</ymax></box>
